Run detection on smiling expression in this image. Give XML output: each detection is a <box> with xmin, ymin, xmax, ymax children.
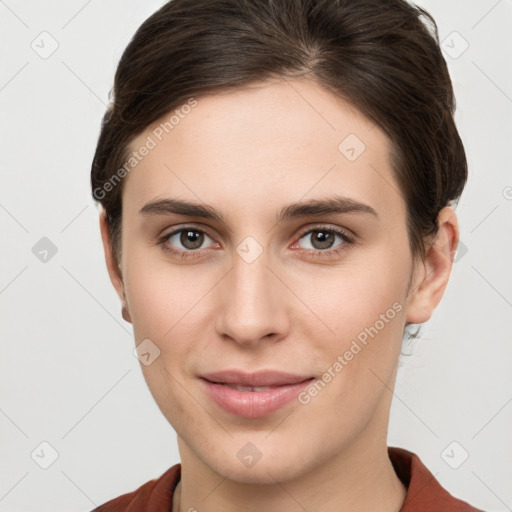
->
<box><xmin>101</xmin><ymin>76</ymin><xmax>432</xmax><ymax>483</ymax></box>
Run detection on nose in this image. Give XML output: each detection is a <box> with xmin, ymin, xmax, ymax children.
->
<box><xmin>215</xmin><ymin>247</ymin><xmax>290</xmax><ymax>348</ymax></box>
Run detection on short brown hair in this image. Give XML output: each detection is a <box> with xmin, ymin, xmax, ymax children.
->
<box><xmin>90</xmin><ymin>0</ymin><xmax>467</xmax><ymax>272</ymax></box>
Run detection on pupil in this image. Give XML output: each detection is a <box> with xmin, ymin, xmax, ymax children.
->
<box><xmin>314</xmin><ymin>231</ymin><xmax>333</xmax><ymax>249</ymax></box>
<box><xmin>182</xmin><ymin>230</ymin><xmax>203</xmax><ymax>249</ymax></box>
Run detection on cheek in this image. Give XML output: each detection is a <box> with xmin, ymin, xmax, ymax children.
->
<box><xmin>124</xmin><ymin>260</ymin><xmax>216</xmax><ymax>410</ymax></box>
<box><xmin>292</xmin><ymin>252</ymin><xmax>408</xmax><ymax>344</ymax></box>
<box><xmin>123</xmin><ymin>251</ymin><xmax>209</xmax><ymax>340</ymax></box>
<box><xmin>291</xmin><ymin>251</ymin><xmax>409</xmax><ymax>408</ymax></box>
<box><xmin>125</xmin><ymin>266</ymin><xmax>206</xmax><ymax>417</ymax></box>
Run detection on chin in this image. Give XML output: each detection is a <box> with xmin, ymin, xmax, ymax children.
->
<box><xmin>201</xmin><ymin>442</ymin><xmax>313</xmax><ymax>485</ymax></box>
<box><xmin>214</xmin><ymin>459</ymin><xmax>302</xmax><ymax>485</ymax></box>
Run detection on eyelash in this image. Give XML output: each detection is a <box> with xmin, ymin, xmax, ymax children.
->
<box><xmin>156</xmin><ymin>225</ymin><xmax>356</xmax><ymax>260</ymax></box>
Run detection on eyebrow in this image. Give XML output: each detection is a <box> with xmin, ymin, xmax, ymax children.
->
<box><xmin>139</xmin><ymin>195</ymin><xmax>378</xmax><ymax>224</ymax></box>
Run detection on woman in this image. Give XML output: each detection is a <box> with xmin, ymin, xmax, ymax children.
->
<box><xmin>90</xmin><ymin>0</ymin><xmax>482</xmax><ymax>510</ymax></box>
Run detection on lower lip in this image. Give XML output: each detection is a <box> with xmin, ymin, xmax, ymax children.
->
<box><xmin>200</xmin><ymin>378</ymin><xmax>315</xmax><ymax>418</ymax></box>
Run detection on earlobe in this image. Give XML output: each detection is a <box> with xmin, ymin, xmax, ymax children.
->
<box><xmin>99</xmin><ymin>209</ymin><xmax>132</xmax><ymax>323</ymax></box>
<box><xmin>121</xmin><ymin>302</ymin><xmax>132</xmax><ymax>323</ymax></box>
<box><xmin>405</xmin><ymin>206</ymin><xmax>459</xmax><ymax>325</ymax></box>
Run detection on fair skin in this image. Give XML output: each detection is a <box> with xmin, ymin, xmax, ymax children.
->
<box><xmin>99</xmin><ymin>77</ymin><xmax>459</xmax><ymax>512</ymax></box>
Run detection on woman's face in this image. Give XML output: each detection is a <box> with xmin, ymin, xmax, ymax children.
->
<box><xmin>103</xmin><ymin>77</ymin><xmax>434</xmax><ymax>483</ymax></box>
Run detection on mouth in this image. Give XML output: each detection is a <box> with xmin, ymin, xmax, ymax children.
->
<box><xmin>211</xmin><ymin>383</ymin><xmax>294</xmax><ymax>392</ymax></box>
<box><xmin>200</xmin><ymin>369</ymin><xmax>314</xmax><ymax>387</ymax></box>
<box><xmin>199</xmin><ymin>370</ymin><xmax>315</xmax><ymax>418</ymax></box>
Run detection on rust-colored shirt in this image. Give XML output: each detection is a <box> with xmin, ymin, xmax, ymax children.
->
<box><xmin>91</xmin><ymin>447</ymin><xmax>483</xmax><ymax>511</ymax></box>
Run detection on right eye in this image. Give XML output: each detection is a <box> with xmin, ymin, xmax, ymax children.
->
<box><xmin>158</xmin><ymin>226</ymin><xmax>218</xmax><ymax>259</ymax></box>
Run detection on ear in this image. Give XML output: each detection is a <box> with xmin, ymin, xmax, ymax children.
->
<box><xmin>99</xmin><ymin>208</ymin><xmax>132</xmax><ymax>323</ymax></box>
<box><xmin>405</xmin><ymin>206</ymin><xmax>460</xmax><ymax>325</ymax></box>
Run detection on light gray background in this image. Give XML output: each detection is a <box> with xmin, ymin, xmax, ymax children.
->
<box><xmin>1</xmin><ymin>1</ymin><xmax>511</xmax><ymax>511</ymax></box>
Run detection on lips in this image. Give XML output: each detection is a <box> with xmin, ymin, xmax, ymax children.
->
<box><xmin>200</xmin><ymin>369</ymin><xmax>313</xmax><ymax>387</ymax></box>
<box><xmin>199</xmin><ymin>369</ymin><xmax>315</xmax><ymax>418</ymax></box>
<box><xmin>221</xmin><ymin>383</ymin><xmax>277</xmax><ymax>392</ymax></box>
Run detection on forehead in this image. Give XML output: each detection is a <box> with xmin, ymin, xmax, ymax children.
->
<box><xmin>123</xmin><ymin>77</ymin><xmax>404</xmax><ymax>222</ymax></box>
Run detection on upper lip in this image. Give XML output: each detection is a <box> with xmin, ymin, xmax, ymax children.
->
<box><xmin>200</xmin><ymin>369</ymin><xmax>314</xmax><ymax>387</ymax></box>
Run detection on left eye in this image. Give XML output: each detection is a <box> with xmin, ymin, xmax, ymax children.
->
<box><xmin>296</xmin><ymin>227</ymin><xmax>351</xmax><ymax>252</ymax></box>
